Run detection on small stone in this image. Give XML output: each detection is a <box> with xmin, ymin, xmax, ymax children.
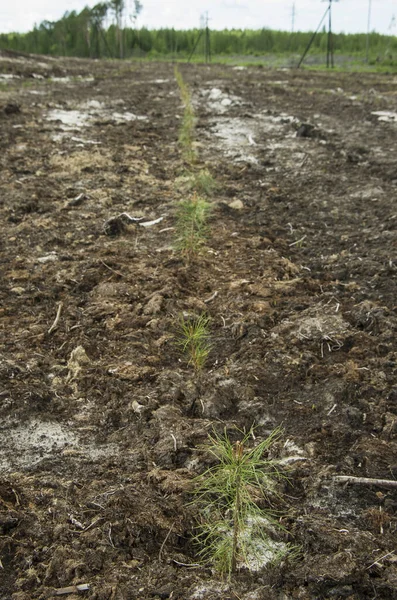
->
<box><xmin>296</xmin><ymin>122</ymin><xmax>316</xmax><ymax>138</ymax></box>
<box><xmin>143</xmin><ymin>293</ymin><xmax>164</xmax><ymax>315</ymax></box>
<box><xmin>103</xmin><ymin>215</ymin><xmax>127</xmax><ymax>236</ymax></box>
<box><xmin>66</xmin><ymin>346</ymin><xmax>91</xmax><ymax>381</ymax></box>
<box><xmin>252</xmin><ymin>301</ymin><xmax>271</xmax><ymax>313</ymax></box>
<box><xmin>4</xmin><ymin>103</ymin><xmax>20</xmax><ymax>115</ymax></box>
<box><xmin>229</xmin><ymin>199</ymin><xmax>244</xmax><ymax>210</ymax></box>
<box><xmin>327</xmin><ymin>585</ymin><xmax>353</xmax><ymax>597</ymax></box>
<box><xmin>37</xmin><ymin>253</ymin><xmax>58</xmax><ymax>263</ymax></box>
<box><xmin>229</xmin><ymin>279</ymin><xmax>250</xmax><ymax>290</ymax></box>
<box><xmin>10</xmin><ymin>287</ymin><xmax>26</xmax><ymax>295</ymax></box>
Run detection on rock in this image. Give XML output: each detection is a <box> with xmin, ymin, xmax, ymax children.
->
<box><xmin>4</xmin><ymin>102</ymin><xmax>20</xmax><ymax>115</ymax></box>
<box><xmin>37</xmin><ymin>253</ymin><xmax>58</xmax><ymax>264</ymax></box>
<box><xmin>103</xmin><ymin>214</ymin><xmax>127</xmax><ymax>236</ymax></box>
<box><xmin>326</xmin><ymin>585</ymin><xmax>354</xmax><ymax>597</ymax></box>
<box><xmin>296</xmin><ymin>122</ymin><xmax>316</xmax><ymax>138</ymax></box>
<box><xmin>66</xmin><ymin>346</ymin><xmax>91</xmax><ymax>382</ymax></box>
<box><xmin>252</xmin><ymin>301</ymin><xmax>271</xmax><ymax>313</ymax></box>
<box><xmin>229</xmin><ymin>199</ymin><xmax>244</xmax><ymax>210</ymax></box>
<box><xmin>350</xmin><ymin>186</ymin><xmax>385</xmax><ymax>200</ymax></box>
<box><xmin>143</xmin><ymin>293</ymin><xmax>164</xmax><ymax>315</ymax></box>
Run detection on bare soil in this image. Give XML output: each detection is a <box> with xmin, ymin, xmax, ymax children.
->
<box><xmin>1</xmin><ymin>50</ymin><xmax>397</xmax><ymax>599</ymax></box>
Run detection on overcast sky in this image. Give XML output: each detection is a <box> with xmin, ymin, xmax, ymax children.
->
<box><xmin>1</xmin><ymin>1</ymin><xmax>396</xmax><ymax>35</ymax></box>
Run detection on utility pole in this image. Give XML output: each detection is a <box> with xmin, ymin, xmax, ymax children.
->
<box><xmin>325</xmin><ymin>0</ymin><xmax>339</xmax><ymax>69</ymax></box>
<box><xmin>188</xmin><ymin>12</ymin><xmax>211</xmax><ymax>63</ymax></box>
<box><xmin>365</xmin><ymin>0</ymin><xmax>372</xmax><ymax>63</ymax></box>
<box><xmin>327</xmin><ymin>1</ymin><xmax>332</xmax><ymax>67</ymax></box>
<box><xmin>298</xmin><ymin>1</ymin><xmax>339</xmax><ymax>69</ymax></box>
<box><xmin>291</xmin><ymin>2</ymin><xmax>296</xmax><ymax>33</ymax></box>
<box><xmin>205</xmin><ymin>11</ymin><xmax>211</xmax><ymax>63</ymax></box>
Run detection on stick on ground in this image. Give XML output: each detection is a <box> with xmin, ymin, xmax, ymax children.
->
<box><xmin>54</xmin><ymin>583</ymin><xmax>90</xmax><ymax>595</ymax></box>
<box><xmin>48</xmin><ymin>302</ymin><xmax>63</xmax><ymax>335</ymax></box>
<box><xmin>334</xmin><ymin>476</ymin><xmax>397</xmax><ymax>490</ymax></box>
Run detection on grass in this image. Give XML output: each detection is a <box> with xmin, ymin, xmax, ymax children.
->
<box><xmin>175</xmin><ymin>195</ymin><xmax>211</xmax><ymax>262</ymax></box>
<box><xmin>145</xmin><ymin>53</ymin><xmax>397</xmax><ymax>73</ymax></box>
<box><xmin>175</xmin><ymin>313</ymin><xmax>211</xmax><ymax>371</ymax></box>
<box><xmin>192</xmin><ymin>427</ymin><xmax>294</xmax><ymax>576</ymax></box>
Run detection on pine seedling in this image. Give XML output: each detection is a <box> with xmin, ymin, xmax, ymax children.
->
<box><xmin>176</xmin><ymin>313</ymin><xmax>211</xmax><ymax>371</ymax></box>
<box><xmin>192</xmin><ymin>427</ymin><xmax>293</xmax><ymax>576</ymax></box>
<box><xmin>178</xmin><ymin>107</ymin><xmax>196</xmax><ymax>162</ymax></box>
<box><xmin>174</xmin><ymin>66</ymin><xmax>197</xmax><ymax>163</ymax></box>
<box><xmin>175</xmin><ymin>195</ymin><xmax>211</xmax><ymax>261</ymax></box>
<box><xmin>174</xmin><ymin>66</ymin><xmax>189</xmax><ymax>104</ymax></box>
<box><xmin>175</xmin><ymin>169</ymin><xmax>217</xmax><ymax>198</ymax></box>
<box><xmin>193</xmin><ymin>169</ymin><xmax>217</xmax><ymax>197</ymax></box>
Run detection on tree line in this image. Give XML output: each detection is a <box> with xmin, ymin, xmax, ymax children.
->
<box><xmin>0</xmin><ymin>2</ymin><xmax>396</xmax><ymax>62</ymax></box>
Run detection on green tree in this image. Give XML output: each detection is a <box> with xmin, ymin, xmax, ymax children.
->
<box><xmin>90</xmin><ymin>3</ymin><xmax>110</xmax><ymax>58</ymax></box>
<box><xmin>109</xmin><ymin>0</ymin><xmax>125</xmax><ymax>58</ymax></box>
<box><xmin>128</xmin><ymin>0</ymin><xmax>143</xmax><ymax>55</ymax></box>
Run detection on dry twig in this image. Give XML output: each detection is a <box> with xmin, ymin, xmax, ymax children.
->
<box><xmin>204</xmin><ymin>290</ymin><xmax>218</xmax><ymax>304</ymax></box>
<box><xmin>159</xmin><ymin>521</ymin><xmax>176</xmax><ymax>561</ymax></box>
<box><xmin>334</xmin><ymin>476</ymin><xmax>397</xmax><ymax>490</ymax></box>
<box><xmin>289</xmin><ymin>235</ymin><xmax>307</xmax><ymax>247</ymax></box>
<box><xmin>366</xmin><ymin>551</ymin><xmax>396</xmax><ymax>570</ymax></box>
<box><xmin>54</xmin><ymin>583</ymin><xmax>90</xmax><ymax>596</ymax></box>
<box><xmin>48</xmin><ymin>302</ymin><xmax>63</xmax><ymax>335</ymax></box>
<box><xmin>100</xmin><ymin>260</ymin><xmax>124</xmax><ymax>278</ymax></box>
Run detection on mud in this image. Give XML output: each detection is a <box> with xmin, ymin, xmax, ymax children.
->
<box><xmin>1</xmin><ymin>51</ymin><xmax>397</xmax><ymax>599</ymax></box>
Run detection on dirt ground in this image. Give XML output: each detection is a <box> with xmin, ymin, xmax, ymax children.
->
<box><xmin>1</xmin><ymin>49</ymin><xmax>397</xmax><ymax>599</ymax></box>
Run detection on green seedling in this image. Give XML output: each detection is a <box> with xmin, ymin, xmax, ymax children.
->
<box><xmin>175</xmin><ymin>195</ymin><xmax>211</xmax><ymax>261</ymax></box>
<box><xmin>192</xmin><ymin>169</ymin><xmax>217</xmax><ymax>197</ymax></box>
<box><xmin>174</xmin><ymin>65</ymin><xmax>190</xmax><ymax>104</ymax></box>
<box><xmin>174</xmin><ymin>65</ymin><xmax>197</xmax><ymax>162</ymax></box>
<box><xmin>192</xmin><ymin>427</ymin><xmax>294</xmax><ymax>576</ymax></box>
<box><xmin>175</xmin><ymin>168</ymin><xmax>217</xmax><ymax>197</ymax></box>
<box><xmin>176</xmin><ymin>313</ymin><xmax>211</xmax><ymax>371</ymax></box>
<box><xmin>178</xmin><ymin>106</ymin><xmax>196</xmax><ymax>162</ymax></box>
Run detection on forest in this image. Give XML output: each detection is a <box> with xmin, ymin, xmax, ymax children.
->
<box><xmin>0</xmin><ymin>1</ymin><xmax>396</xmax><ymax>63</ymax></box>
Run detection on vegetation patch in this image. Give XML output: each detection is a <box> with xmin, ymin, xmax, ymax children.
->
<box><xmin>49</xmin><ymin>150</ymin><xmax>112</xmax><ymax>174</ymax></box>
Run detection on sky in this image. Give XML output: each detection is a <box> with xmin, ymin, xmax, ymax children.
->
<box><xmin>0</xmin><ymin>0</ymin><xmax>396</xmax><ymax>35</ymax></box>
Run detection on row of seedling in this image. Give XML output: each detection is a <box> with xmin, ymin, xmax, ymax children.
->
<box><xmin>174</xmin><ymin>65</ymin><xmax>216</xmax><ymax>261</ymax></box>
<box><xmin>175</xmin><ymin>311</ymin><xmax>295</xmax><ymax>575</ymax></box>
<box><xmin>172</xmin><ymin>68</ymin><xmax>295</xmax><ymax>576</ymax></box>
